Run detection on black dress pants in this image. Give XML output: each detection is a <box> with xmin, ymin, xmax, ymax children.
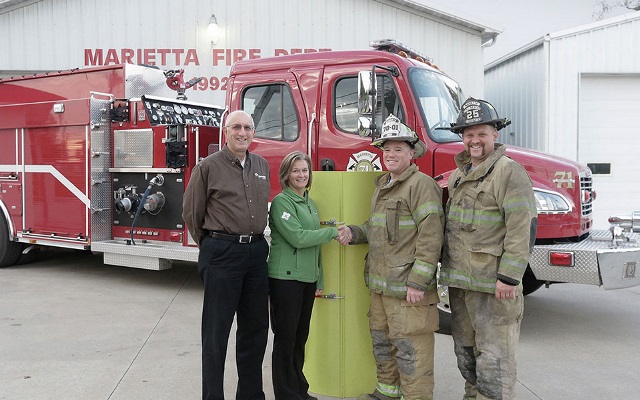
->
<box><xmin>198</xmin><ymin>236</ymin><xmax>269</xmax><ymax>400</ymax></box>
<box><xmin>269</xmin><ymin>278</ymin><xmax>317</xmax><ymax>400</ymax></box>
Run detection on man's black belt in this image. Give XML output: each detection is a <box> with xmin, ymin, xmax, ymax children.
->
<box><xmin>209</xmin><ymin>231</ymin><xmax>263</xmax><ymax>244</ymax></box>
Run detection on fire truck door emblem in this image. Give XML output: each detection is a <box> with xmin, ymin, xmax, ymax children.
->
<box><xmin>347</xmin><ymin>151</ymin><xmax>382</xmax><ymax>172</ymax></box>
<box><xmin>553</xmin><ymin>171</ymin><xmax>574</xmax><ymax>189</ymax></box>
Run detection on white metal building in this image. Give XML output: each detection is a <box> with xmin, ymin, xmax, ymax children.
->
<box><xmin>0</xmin><ymin>0</ymin><xmax>499</xmax><ymax>105</ymax></box>
<box><xmin>484</xmin><ymin>12</ymin><xmax>640</xmax><ymax>229</ymax></box>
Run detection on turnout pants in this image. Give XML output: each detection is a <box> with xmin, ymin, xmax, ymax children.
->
<box><xmin>449</xmin><ymin>287</ymin><xmax>524</xmax><ymax>400</ymax></box>
<box><xmin>198</xmin><ymin>236</ymin><xmax>270</xmax><ymax>400</ymax></box>
<box><xmin>368</xmin><ymin>291</ymin><xmax>440</xmax><ymax>400</ymax></box>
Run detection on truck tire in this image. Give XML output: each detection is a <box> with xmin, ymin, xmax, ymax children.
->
<box><xmin>0</xmin><ymin>213</ymin><xmax>22</xmax><ymax>267</ymax></box>
<box><xmin>522</xmin><ymin>267</ymin><xmax>544</xmax><ymax>295</ymax></box>
<box><xmin>15</xmin><ymin>245</ymin><xmax>38</xmax><ymax>265</ymax></box>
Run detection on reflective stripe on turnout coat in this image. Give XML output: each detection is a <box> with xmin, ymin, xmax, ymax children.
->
<box><xmin>440</xmin><ymin>143</ymin><xmax>538</xmax><ymax>293</ymax></box>
<box><xmin>349</xmin><ymin>164</ymin><xmax>444</xmax><ymax>298</ymax></box>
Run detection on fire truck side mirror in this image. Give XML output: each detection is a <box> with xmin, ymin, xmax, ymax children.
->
<box><xmin>358</xmin><ymin>70</ymin><xmax>376</xmax><ymax>115</ymax></box>
<box><xmin>358</xmin><ymin>117</ymin><xmax>372</xmax><ymax>137</ymax></box>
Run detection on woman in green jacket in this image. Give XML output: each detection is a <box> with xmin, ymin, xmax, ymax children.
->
<box><xmin>268</xmin><ymin>151</ymin><xmax>338</xmax><ymax>400</ymax></box>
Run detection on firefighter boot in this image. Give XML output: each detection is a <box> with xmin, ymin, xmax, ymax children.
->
<box><xmin>357</xmin><ymin>389</ymin><xmax>400</xmax><ymax>400</ymax></box>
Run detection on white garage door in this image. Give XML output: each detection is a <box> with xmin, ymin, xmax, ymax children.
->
<box><xmin>578</xmin><ymin>74</ymin><xmax>640</xmax><ymax>229</ymax></box>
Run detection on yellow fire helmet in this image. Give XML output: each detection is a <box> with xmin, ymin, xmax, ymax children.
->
<box><xmin>371</xmin><ymin>114</ymin><xmax>426</xmax><ymax>159</ymax></box>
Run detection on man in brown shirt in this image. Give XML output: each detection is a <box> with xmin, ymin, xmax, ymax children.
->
<box><xmin>183</xmin><ymin>110</ymin><xmax>270</xmax><ymax>400</ymax></box>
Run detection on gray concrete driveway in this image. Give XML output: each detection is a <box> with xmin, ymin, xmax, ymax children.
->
<box><xmin>1</xmin><ymin>249</ymin><xmax>639</xmax><ymax>399</ymax></box>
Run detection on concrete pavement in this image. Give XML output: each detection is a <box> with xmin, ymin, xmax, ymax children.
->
<box><xmin>2</xmin><ymin>248</ymin><xmax>640</xmax><ymax>399</ymax></box>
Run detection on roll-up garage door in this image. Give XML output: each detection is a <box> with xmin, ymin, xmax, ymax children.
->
<box><xmin>578</xmin><ymin>74</ymin><xmax>640</xmax><ymax>229</ymax></box>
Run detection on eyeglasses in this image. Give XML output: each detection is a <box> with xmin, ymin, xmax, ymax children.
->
<box><xmin>225</xmin><ymin>124</ymin><xmax>255</xmax><ymax>132</ymax></box>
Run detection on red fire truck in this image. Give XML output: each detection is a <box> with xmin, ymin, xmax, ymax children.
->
<box><xmin>1</xmin><ymin>40</ymin><xmax>639</xmax><ymax>298</ymax></box>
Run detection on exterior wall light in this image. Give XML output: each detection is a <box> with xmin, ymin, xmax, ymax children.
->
<box><xmin>207</xmin><ymin>14</ymin><xmax>219</xmax><ymax>44</ymax></box>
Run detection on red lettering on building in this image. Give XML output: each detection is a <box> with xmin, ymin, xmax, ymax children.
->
<box><xmin>84</xmin><ymin>49</ymin><xmax>102</xmax><ymax>65</ymax></box>
<box><xmin>171</xmin><ymin>49</ymin><xmax>184</xmax><ymax>65</ymax></box>
<box><xmin>121</xmin><ymin>49</ymin><xmax>134</xmax><ymax>64</ymax></box>
<box><xmin>83</xmin><ymin>48</ymin><xmax>200</xmax><ymax>66</ymax></box>
<box><xmin>84</xmin><ymin>47</ymin><xmax>330</xmax><ymax>67</ymax></box>
<box><xmin>156</xmin><ymin>49</ymin><xmax>168</xmax><ymax>64</ymax></box>
<box><xmin>184</xmin><ymin>49</ymin><xmax>200</xmax><ymax>65</ymax></box>
<box><xmin>212</xmin><ymin>49</ymin><xmax>261</xmax><ymax>66</ymax></box>
<box><xmin>233</xmin><ymin>49</ymin><xmax>247</xmax><ymax>63</ymax></box>
<box><xmin>144</xmin><ymin>49</ymin><xmax>155</xmax><ymax>65</ymax></box>
<box><xmin>249</xmin><ymin>49</ymin><xmax>261</xmax><ymax>59</ymax></box>
<box><xmin>273</xmin><ymin>48</ymin><xmax>332</xmax><ymax>56</ymax></box>
<box><xmin>212</xmin><ymin>49</ymin><xmax>223</xmax><ymax>66</ymax></box>
<box><xmin>105</xmin><ymin>49</ymin><xmax>119</xmax><ymax>64</ymax></box>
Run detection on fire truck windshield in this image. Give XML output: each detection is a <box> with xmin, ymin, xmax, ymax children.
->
<box><xmin>408</xmin><ymin>67</ymin><xmax>465</xmax><ymax>143</ymax></box>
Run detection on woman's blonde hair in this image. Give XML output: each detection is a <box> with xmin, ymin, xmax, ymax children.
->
<box><xmin>278</xmin><ymin>151</ymin><xmax>313</xmax><ymax>191</ymax></box>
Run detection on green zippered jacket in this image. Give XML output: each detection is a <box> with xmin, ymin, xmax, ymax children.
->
<box><xmin>268</xmin><ymin>187</ymin><xmax>338</xmax><ymax>289</ymax></box>
<box><xmin>348</xmin><ymin>164</ymin><xmax>444</xmax><ymax>298</ymax></box>
<box><xmin>440</xmin><ymin>144</ymin><xmax>538</xmax><ymax>293</ymax></box>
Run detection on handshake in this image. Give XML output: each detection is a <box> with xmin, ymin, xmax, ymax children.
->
<box><xmin>335</xmin><ymin>225</ymin><xmax>352</xmax><ymax>246</ymax></box>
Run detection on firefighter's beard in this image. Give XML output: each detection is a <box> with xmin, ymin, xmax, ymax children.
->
<box><xmin>467</xmin><ymin>144</ymin><xmax>495</xmax><ymax>166</ymax></box>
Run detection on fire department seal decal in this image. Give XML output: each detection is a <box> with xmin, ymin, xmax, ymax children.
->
<box><xmin>347</xmin><ymin>150</ymin><xmax>382</xmax><ymax>172</ymax></box>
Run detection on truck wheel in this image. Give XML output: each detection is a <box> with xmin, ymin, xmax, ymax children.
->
<box><xmin>0</xmin><ymin>213</ymin><xmax>22</xmax><ymax>267</ymax></box>
<box><xmin>522</xmin><ymin>267</ymin><xmax>544</xmax><ymax>295</ymax></box>
<box><xmin>15</xmin><ymin>245</ymin><xmax>38</xmax><ymax>265</ymax></box>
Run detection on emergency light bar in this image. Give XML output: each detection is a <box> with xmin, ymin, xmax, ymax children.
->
<box><xmin>370</xmin><ymin>39</ymin><xmax>440</xmax><ymax>70</ymax></box>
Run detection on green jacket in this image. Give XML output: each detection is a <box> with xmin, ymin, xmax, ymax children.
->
<box><xmin>268</xmin><ymin>187</ymin><xmax>338</xmax><ymax>288</ymax></box>
<box><xmin>441</xmin><ymin>144</ymin><xmax>538</xmax><ymax>293</ymax></box>
<box><xmin>349</xmin><ymin>164</ymin><xmax>444</xmax><ymax>299</ymax></box>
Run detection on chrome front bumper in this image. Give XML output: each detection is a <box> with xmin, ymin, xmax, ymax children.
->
<box><xmin>530</xmin><ymin>229</ymin><xmax>640</xmax><ymax>289</ymax></box>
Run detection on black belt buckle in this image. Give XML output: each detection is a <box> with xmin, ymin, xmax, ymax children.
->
<box><xmin>209</xmin><ymin>231</ymin><xmax>260</xmax><ymax>243</ymax></box>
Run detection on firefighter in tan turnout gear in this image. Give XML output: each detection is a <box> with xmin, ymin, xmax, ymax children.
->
<box><xmin>441</xmin><ymin>98</ymin><xmax>537</xmax><ymax>400</ymax></box>
<box><xmin>339</xmin><ymin>115</ymin><xmax>444</xmax><ymax>400</ymax></box>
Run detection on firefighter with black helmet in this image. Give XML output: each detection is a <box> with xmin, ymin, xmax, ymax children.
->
<box><xmin>339</xmin><ymin>114</ymin><xmax>444</xmax><ymax>400</ymax></box>
<box><xmin>441</xmin><ymin>98</ymin><xmax>537</xmax><ymax>400</ymax></box>
<box><xmin>450</xmin><ymin>97</ymin><xmax>511</xmax><ymax>134</ymax></box>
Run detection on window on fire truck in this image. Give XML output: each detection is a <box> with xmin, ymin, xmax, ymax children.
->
<box><xmin>334</xmin><ymin>75</ymin><xmax>405</xmax><ymax>133</ymax></box>
<box><xmin>242</xmin><ymin>84</ymin><xmax>299</xmax><ymax>141</ymax></box>
<box><xmin>408</xmin><ymin>67</ymin><xmax>464</xmax><ymax>143</ymax></box>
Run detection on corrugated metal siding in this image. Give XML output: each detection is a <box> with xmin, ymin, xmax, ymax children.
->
<box><xmin>484</xmin><ymin>43</ymin><xmax>547</xmax><ymax>152</ymax></box>
<box><xmin>0</xmin><ymin>0</ymin><xmax>486</xmax><ymax>105</ymax></box>
<box><xmin>548</xmin><ymin>16</ymin><xmax>640</xmax><ymax>160</ymax></box>
<box><xmin>484</xmin><ymin>12</ymin><xmax>640</xmax><ymax>160</ymax></box>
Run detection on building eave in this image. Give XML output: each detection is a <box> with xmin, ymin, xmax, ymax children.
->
<box><xmin>485</xmin><ymin>10</ymin><xmax>640</xmax><ymax>70</ymax></box>
<box><xmin>0</xmin><ymin>0</ymin><xmax>40</xmax><ymax>13</ymax></box>
<box><xmin>387</xmin><ymin>0</ymin><xmax>502</xmax><ymax>45</ymax></box>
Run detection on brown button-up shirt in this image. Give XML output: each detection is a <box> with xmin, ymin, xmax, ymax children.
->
<box><xmin>182</xmin><ymin>145</ymin><xmax>270</xmax><ymax>246</ymax></box>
